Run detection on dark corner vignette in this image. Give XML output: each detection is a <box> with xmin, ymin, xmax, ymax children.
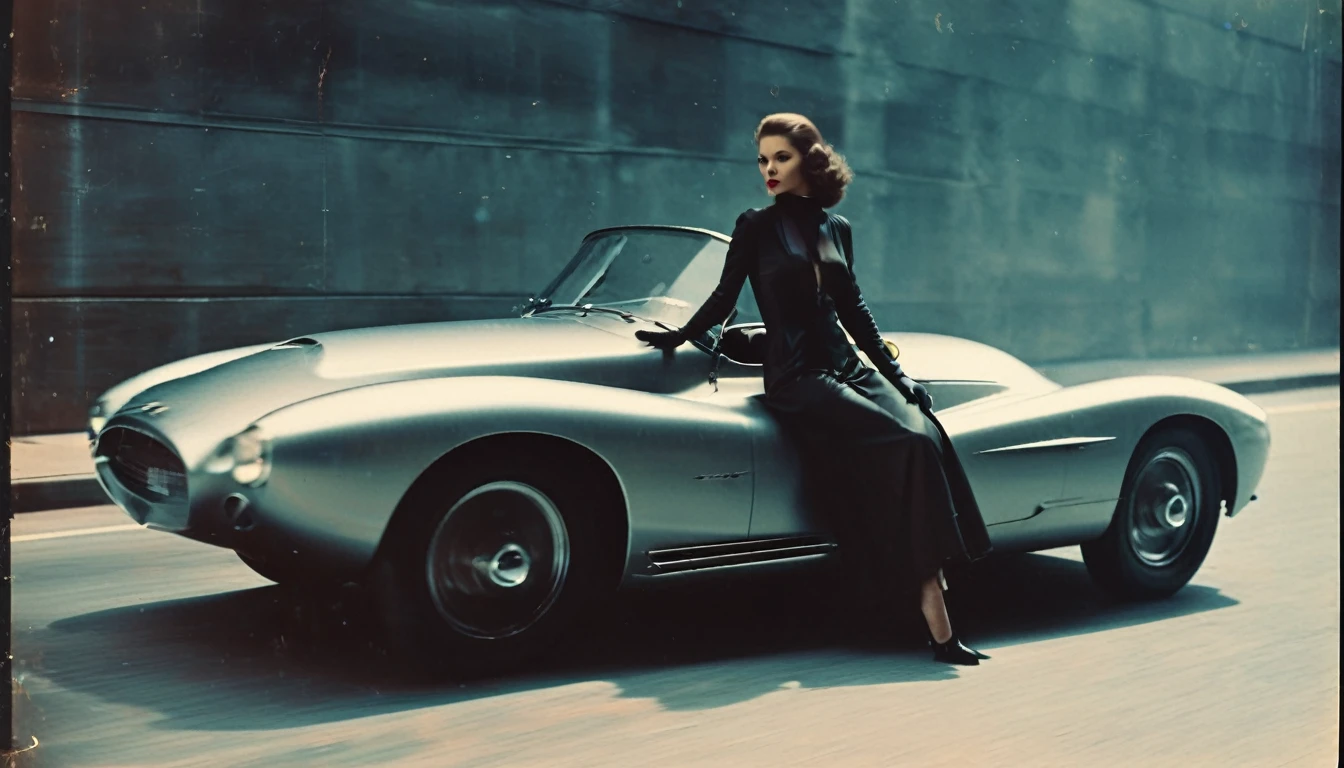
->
<box><xmin>1</xmin><ymin>0</ymin><xmax>15</xmax><ymax>759</ymax></box>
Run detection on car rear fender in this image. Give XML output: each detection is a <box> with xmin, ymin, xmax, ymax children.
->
<box><xmin>940</xmin><ymin>375</ymin><xmax>1268</xmax><ymax>529</ymax></box>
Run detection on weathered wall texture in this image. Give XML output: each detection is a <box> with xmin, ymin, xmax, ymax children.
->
<box><xmin>10</xmin><ymin>0</ymin><xmax>1341</xmax><ymax>433</ymax></box>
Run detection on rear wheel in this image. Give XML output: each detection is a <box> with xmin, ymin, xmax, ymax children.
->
<box><xmin>1081</xmin><ymin>428</ymin><xmax>1222</xmax><ymax>599</ymax></box>
<box><xmin>373</xmin><ymin>455</ymin><xmax>608</xmax><ymax>676</ymax></box>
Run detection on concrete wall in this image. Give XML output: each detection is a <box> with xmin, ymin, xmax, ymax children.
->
<box><xmin>11</xmin><ymin>0</ymin><xmax>1341</xmax><ymax>433</ymax></box>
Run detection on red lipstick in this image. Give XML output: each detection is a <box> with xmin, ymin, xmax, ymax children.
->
<box><xmin>767</xmin><ymin>179</ymin><xmax>780</xmax><ymax>189</ymax></box>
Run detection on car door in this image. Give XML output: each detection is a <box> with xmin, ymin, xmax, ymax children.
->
<box><xmin>677</xmin><ymin>280</ymin><xmax>825</xmax><ymax>541</ymax></box>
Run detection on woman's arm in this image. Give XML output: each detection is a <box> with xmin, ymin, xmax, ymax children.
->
<box><xmin>826</xmin><ymin>216</ymin><xmax>899</xmax><ymax>371</ymax></box>
<box><xmin>827</xmin><ymin>216</ymin><xmax>930</xmax><ymax>407</ymax></box>
<box><xmin>636</xmin><ymin>209</ymin><xmax>758</xmax><ymax>348</ymax></box>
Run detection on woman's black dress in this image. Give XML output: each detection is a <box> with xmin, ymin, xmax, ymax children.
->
<box><xmin>676</xmin><ymin>192</ymin><xmax>992</xmax><ymax>590</ymax></box>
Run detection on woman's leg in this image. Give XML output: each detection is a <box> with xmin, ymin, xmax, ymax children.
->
<box><xmin>844</xmin><ymin>372</ymin><xmax>995</xmax><ymax>663</ymax></box>
<box><xmin>920</xmin><ymin>574</ymin><xmax>954</xmax><ymax>643</ymax></box>
<box><xmin>767</xmin><ymin>373</ymin><xmax>988</xmax><ymax>663</ymax></box>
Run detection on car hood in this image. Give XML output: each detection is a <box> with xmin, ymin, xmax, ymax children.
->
<box><xmin>103</xmin><ymin>315</ymin><xmax>640</xmax><ymax>465</ymax></box>
<box><xmin>101</xmin><ymin>313</ymin><xmax>1059</xmax><ymax>465</ymax></box>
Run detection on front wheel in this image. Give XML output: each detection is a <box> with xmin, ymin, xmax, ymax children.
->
<box><xmin>1081</xmin><ymin>428</ymin><xmax>1222</xmax><ymax>600</ymax></box>
<box><xmin>373</xmin><ymin>457</ymin><xmax>607</xmax><ymax>676</ymax></box>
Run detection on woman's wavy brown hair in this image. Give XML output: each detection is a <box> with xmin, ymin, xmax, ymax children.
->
<box><xmin>754</xmin><ymin>113</ymin><xmax>854</xmax><ymax>208</ymax></box>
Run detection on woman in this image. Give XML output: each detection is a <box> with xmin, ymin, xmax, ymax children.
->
<box><xmin>635</xmin><ymin>113</ymin><xmax>994</xmax><ymax>665</ymax></box>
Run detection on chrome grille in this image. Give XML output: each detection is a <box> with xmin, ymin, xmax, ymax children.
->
<box><xmin>96</xmin><ymin>427</ymin><xmax>188</xmax><ymax>502</ymax></box>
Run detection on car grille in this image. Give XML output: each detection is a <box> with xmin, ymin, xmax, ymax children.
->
<box><xmin>96</xmin><ymin>427</ymin><xmax>188</xmax><ymax>502</ymax></box>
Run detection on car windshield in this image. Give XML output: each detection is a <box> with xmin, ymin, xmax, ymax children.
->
<box><xmin>532</xmin><ymin>228</ymin><xmax>743</xmax><ymax>327</ymax></box>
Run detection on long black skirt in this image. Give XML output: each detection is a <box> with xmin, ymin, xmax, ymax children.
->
<box><xmin>764</xmin><ymin>367</ymin><xmax>993</xmax><ymax>593</ymax></box>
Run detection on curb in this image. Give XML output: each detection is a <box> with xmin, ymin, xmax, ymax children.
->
<box><xmin>11</xmin><ymin>475</ymin><xmax>110</xmax><ymax>514</ymax></box>
<box><xmin>1220</xmin><ymin>372</ymin><xmax>1339</xmax><ymax>395</ymax></box>
<box><xmin>7</xmin><ymin>372</ymin><xmax>1338</xmax><ymax>514</ymax></box>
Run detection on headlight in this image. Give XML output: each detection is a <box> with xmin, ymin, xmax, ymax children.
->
<box><xmin>205</xmin><ymin>425</ymin><xmax>273</xmax><ymax>487</ymax></box>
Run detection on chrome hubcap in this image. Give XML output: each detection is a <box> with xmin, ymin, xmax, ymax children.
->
<box><xmin>1129</xmin><ymin>449</ymin><xmax>1200</xmax><ymax>566</ymax></box>
<box><xmin>1162</xmin><ymin>487</ymin><xmax>1189</xmax><ymax>528</ymax></box>
<box><xmin>425</xmin><ymin>481</ymin><xmax>570</xmax><ymax>640</ymax></box>
<box><xmin>483</xmin><ymin>543</ymin><xmax>531</xmax><ymax>588</ymax></box>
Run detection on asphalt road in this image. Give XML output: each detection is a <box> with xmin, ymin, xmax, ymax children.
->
<box><xmin>9</xmin><ymin>386</ymin><xmax>1340</xmax><ymax>767</ymax></box>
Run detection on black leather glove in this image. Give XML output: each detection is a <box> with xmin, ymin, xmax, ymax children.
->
<box><xmin>635</xmin><ymin>329</ymin><xmax>685</xmax><ymax>350</ymax></box>
<box><xmin>896</xmin><ymin>375</ymin><xmax>934</xmax><ymax>411</ymax></box>
<box><xmin>874</xmin><ymin>358</ymin><xmax>930</xmax><ymax>410</ymax></box>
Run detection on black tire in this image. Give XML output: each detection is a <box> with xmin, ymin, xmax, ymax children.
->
<box><xmin>372</xmin><ymin>453</ymin><xmax>608</xmax><ymax>678</ymax></box>
<box><xmin>236</xmin><ymin>551</ymin><xmax>340</xmax><ymax>592</ymax></box>
<box><xmin>237</xmin><ymin>551</ymin><xmax>301</xmax><ymax>586</ymax></box>
<box><xmin>1081</xmin><ymin>427</ymin><xmax>1222</xmax><ymax>600</ymax></box>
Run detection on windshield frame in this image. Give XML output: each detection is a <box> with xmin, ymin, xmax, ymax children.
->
<box><xmin>532</xmin><ymin>225</ymin><xmax>733</xmax><ymax>312</ymax></box>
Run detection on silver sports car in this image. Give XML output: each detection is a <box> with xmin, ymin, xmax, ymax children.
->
<box><xmin>90</xmin><ymin>224</ymin><xmax>1271</xmax><ymax>669</ymax></box>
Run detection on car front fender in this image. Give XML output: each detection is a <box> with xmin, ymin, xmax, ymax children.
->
<box><xmin>242</xmin><ymin>376</ymin><xmax>757</xmax><ymax>577</ymax></box>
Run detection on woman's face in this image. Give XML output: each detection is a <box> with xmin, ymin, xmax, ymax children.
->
<box><xmin>758</xmin><ymin>135</ymin><xmax>809</xmax><ymax>197</ymax></box>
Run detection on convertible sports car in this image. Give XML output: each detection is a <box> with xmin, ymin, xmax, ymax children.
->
<box><xmin>90</xmin><ymin>224</ymin><xmax>1271</xmax><ymax>669</ymax></box>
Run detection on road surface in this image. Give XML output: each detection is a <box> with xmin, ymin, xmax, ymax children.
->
<box><xmin>10</xmin><ymin>386</ymin><xmax>1340</xmax><ymax>767</ymax></box>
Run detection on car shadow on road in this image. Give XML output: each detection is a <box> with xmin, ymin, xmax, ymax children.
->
<box><xmin>30</xmin><ymin>550</ymin><xmax>1237</xmax><ymax>730</ymax></box>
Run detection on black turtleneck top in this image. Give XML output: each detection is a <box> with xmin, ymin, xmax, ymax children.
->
<box><xmin>679</xmin><ymin>193</ymin><xmax>905</xmax><ymax>394</ymax></box>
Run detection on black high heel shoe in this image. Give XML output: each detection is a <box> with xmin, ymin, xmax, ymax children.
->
<box><xmin>925</xmin><ymin>568</ymin><xmax>991</xmax><ymax>664</ymax></box>
<box><xmin>930</xmin><ymin>633</ymin><xmax>991</xmax><ymax>665</ymax></box>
